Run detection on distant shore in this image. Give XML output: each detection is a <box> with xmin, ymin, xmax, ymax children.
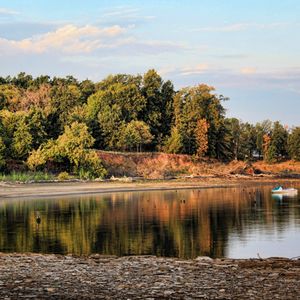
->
<box><xmin>1</xmin><ymin>176</ymin><xmax>299</xmax><ymax>199</ymax></box>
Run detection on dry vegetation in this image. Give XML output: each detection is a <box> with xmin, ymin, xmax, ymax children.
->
<box><xmin>97</xmin><ymin>151</ymin><xmax>300</xmax><ymax>179</ymax></box>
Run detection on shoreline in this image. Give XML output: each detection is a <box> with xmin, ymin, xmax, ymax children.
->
<box><xmin>1</xmin><ymin>176</ymin><xmax>300</xmax><ymax>199</ymax></box>
<box><xmin>0</xmin><ymin>253</ymin><xmax>299</xmax><ymax>299</ymax></box>
<box><xmin>0</xmin><ymin>176</ymin><xmax>297</xmax><ymax>198</ymax></box>
<box><xmin>1</xmin><ymin>179</ymin><xmax>299</xmax><ymax>298</ymax></box>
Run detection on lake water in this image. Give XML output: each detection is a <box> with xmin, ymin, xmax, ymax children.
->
<box><xmin>0</xmin><ymin>184</ymin><xmax>299</xmax><ymax>259</ymax></box>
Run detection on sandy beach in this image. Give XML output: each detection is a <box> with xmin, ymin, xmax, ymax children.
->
<box><xmin>0</xmin><ymin>176</ymin><xmax>299</xmax><ymax>199</ymax></box>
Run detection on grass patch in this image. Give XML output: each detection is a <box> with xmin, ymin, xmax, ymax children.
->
<box><xmin>0</xmin><ymin>171</ymin><xmax>55</xmax><ymax>182</ymax></box>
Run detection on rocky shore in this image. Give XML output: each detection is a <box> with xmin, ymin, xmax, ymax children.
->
<box><xmin>0</xmin><ymin>253</ymin><xmax>299</xmax><ymax>299</ymax></box>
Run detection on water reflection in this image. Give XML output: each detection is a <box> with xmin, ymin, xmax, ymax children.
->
<box><xmin>0</xmin><ymin>185</ymin><xmax>299</xmax><ymax>258</ymax></box>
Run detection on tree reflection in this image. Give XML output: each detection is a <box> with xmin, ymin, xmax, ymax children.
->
<box><xmin>0</xmin><ymin>186</ymin><xmax>299</xmax><ymax>258</ymax></box>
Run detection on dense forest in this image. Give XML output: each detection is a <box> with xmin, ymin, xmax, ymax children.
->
<box><xmin>0</xmin><ymin>70</ymin><xmax>299</xmax><ymax>178</ymax></box>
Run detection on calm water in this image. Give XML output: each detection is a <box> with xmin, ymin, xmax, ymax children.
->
<box><xmin>0</xmin><ymin>184</ymin><xmax>299</xmax><ymax>258</ymax></box>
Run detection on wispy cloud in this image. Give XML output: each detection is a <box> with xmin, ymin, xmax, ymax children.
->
<box><xmin>102</xmin><ymin>7</ymin><xmax>140</xmax><ymax>18</ymax></box>
<box><xmin>100</xmin><ymin>6</ymin><xmax>155</xmax><ymax>22</ymax></box>
<box><xmin>191</xmin><ymin>22</ymin><xmax>292</xmax><ymax>32</ymax></box>
<box><xmin>180</xmin><ymin>64</ymin><xmax>209</xmax><ymax>76</ymax></box>
<box><xmin>0</xmin><ymin>7</ymin><xmax>19</xmax><ymax>15</ymax></box>
<box><xmin>158</xmin><ymin>64</ymin><xmax>210</xmax><ymax>77</ymax></box>
<box><xmin>120</xmin><ymin>39</ymin><xmax>186</xmax><ymax>54</ymax></box>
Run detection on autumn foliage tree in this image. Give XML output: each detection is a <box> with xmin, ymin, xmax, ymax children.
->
<box><xmin>263</xmin><ymin>134</ymin><xmax>272</xmax><ymax>162</ymax></box>
<box><xmin>195</xmin><ymin>119</ymin><xmax>209</xmax><ymax>158</ymax></box>
<box><xmin>0</xmin><ymin>71</ymin><xmax>298</xmax><ymax>177</ymax></box>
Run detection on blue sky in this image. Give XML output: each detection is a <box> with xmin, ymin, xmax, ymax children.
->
<box><xmin>0</xmin><ymin>0</ymin><xmax>299</xmax><ymax>125</ymax></box>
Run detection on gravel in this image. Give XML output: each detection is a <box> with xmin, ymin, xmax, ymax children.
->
<box><xmin>0</xmin><ymin>253</ymin><xmax>299</xmax><ymax>299</ymax></box>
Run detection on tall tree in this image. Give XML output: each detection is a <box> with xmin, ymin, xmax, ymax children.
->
<box><xmin>86</xmin><ymin>76</ymin><xmax>146</xmax><ymax>149</ymax></box>
<box><xmin>195</xmin><ymin>119</ymin><xmax>209</xmax><ymax>158</ymax></box>
<box><xmin>141</xmin><ymin>70</ymin><xmax>165</xmax><ymax>147</ymax></box>
<box><xmin>12</xmin><ymin>118</ymin><xmax>33</xmax><ymax>160</ymax></box>
<box><xmin>255</xmin><ymin>120</ymin><xmax>272</xmax><ymax>158</ymax></box>
<box><xmin>268</xmin><ymin>121</ymin><xmax>289</xmax><ymax>162</ymax></box>
<box><xmin>288</xmin><ymin>127</ymin><xmax>300</xmax><ymax>161</ymax></box>
<box><xmin>172</xmin><ymin>84</ymin><xmax>227</xmax><ymax>157</ymax></box>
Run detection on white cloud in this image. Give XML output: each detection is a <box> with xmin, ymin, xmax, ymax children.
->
<box><xmin>0</xmin><ymin>7</ymin><xmax>19</xmax><ymax>15</ymax></box>
<box><xmin>0</xmin><ymin>23</ymin><xmax>185</xmax><ymax>57</ymax></box>
<box><xmin>0</xmin><ymin>24</ymin><xmax>126</xmax><ymax>54</ymax></box>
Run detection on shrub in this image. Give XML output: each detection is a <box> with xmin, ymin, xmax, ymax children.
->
<box><xmin>57</xmin><ymin>171</ymin><xmax>70</xmax><ymax>181</ymax></box>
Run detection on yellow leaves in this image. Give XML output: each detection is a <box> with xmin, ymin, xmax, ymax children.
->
<box><xmin>27</xmin><ymin>122</ymin><xmax>106</xmax><ymax>178</ymax></box>
<box><xmin>27</xmin><ymin>148</ymin><xmax>46</xmax><ymax>171</ymax></box>
<box><xmin>262</xmin><ymin>134</ymin><xmax>271</xmax><ymax>156</ymax></box>
<box><xmin>195</xmin><ymin>119</ymin><xmax>209</xmax><ymax>158</ymax></box>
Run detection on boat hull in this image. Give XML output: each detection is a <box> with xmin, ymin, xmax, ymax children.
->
<box><xmin>272</xmin><ymin>188</ymin><xmax>298</xmax><ymax>194</ymax></box>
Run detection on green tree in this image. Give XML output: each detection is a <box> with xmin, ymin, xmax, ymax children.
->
<box><xmin>173</xmin><ymin>84</ymin><xmax>227</xmax><ymax>157</ymax></box>
<box><xmin>27</xmin><ymin>122</ymin><xmax>106</xmax><ymax>178</ymax></box>
<box><xmin>0</xmin><ymin>137</ymin><xmax>6</xmax><ymax>169</ymax></box>
<box><xmin>26</xmin><ymin>108</ymin><xmax>48</xmax><ymax>149</ymax></box>
<box><xmin>86</xmin><ymin>78</ymin><xmax>146</xmax><ymax>149</ymax></box>
<box><xmin>119</xmin><ymin>120</ymin><xmax>153</xmax><ymax>152</ymax></box>
<box><xmin>288</xmin><ymin>127</ymin><xmax>300</xmax><ymax>161</ymax></box>
<box><xmin>0</xmin><ymin>84</ymin><xmax>21</xmax><ymax>110</ymax></box>
<box><xmin>163</xmin><ymin>127</ymin><xmax>183</xmax><ymax>154</ymax></box>
<box><xmin>12</xmin><ymin>118</ymin><xmax>33</xmax><ymax>160</ymax></box>
<box><xmin>255</xmin><ymin>120</ymin><xmax>272</xmax><ymax>158</ymax></box>
<box><xmin>48</xmin><ymin>83</ymin><xmax>83</xmax><ymax>137</ymax></box>
<box><xmin>263</xmin><ymin>122</ymin><xmax>288</xmax><ymax>163</ymax></box>
<box><xmin>225</xmin><ymin>118</ymin><xmax>241</xmax><ymax>160</ymax></box>
<box><xmin>142</xmin><ymin>69</ymin><xmax>170</xmax><ymax>148</ymax></box>
<box><xmin>79</xmin><ymin>79</ymin><xmax>95</xmax><ymax>103</ymax></box>
<box><xmin>11</xmin><ymin>72</ymin><xmax>33</xmax><ymax>89</ymax></box>
<box><xmin>239</xmin><ymin>122</ymin><xmax>257</xmax><ymax>160</ymax></box>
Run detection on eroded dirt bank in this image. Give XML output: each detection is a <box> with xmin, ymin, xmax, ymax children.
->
<box><xmin>0</xmin><ymin>253</ymin><xmax>299</xmax><ymax>299</ymax></box>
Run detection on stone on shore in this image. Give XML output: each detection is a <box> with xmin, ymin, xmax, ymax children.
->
<box><xmin>0</xmin><ymin>253</ymin><xmax>299</xmax><ymax>299</ymax></box>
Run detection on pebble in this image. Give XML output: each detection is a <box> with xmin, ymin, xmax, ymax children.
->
<box><xmin>0</xmin><ymin>253</ymin><xmax>298</xmax><ymax>299</ymax></box>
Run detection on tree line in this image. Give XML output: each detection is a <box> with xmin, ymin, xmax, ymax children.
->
<box><xmin>0</xmin><ymin>70</ymin><xmax>299</xmax><ymax>177</ymax></box>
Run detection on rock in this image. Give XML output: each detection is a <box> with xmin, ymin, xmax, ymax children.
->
<box><xmin>0</xmin><ymin>254</ymin><xmax>299</xmax><ymax>299</ymax></box>
<box><xmin>164</xmin><ymin>290</ymin><xmax>174</xmax><ymax>296</ymax></box>
<box><xmin>195</xmin><ymin>256</ymin><xmax>213</xmax><ymax>262</ymax></box>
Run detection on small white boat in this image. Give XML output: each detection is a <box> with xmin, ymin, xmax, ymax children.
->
<box><xmin>272</xmin><ymin>186</ymin><xmax>298</xmax><ymax>194</ymax></box>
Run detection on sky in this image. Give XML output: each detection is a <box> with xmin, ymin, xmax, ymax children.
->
<box><xmin>0</xmin><ymin>0</ymin><xmax>299</xmax><ymax>126</ymax></box>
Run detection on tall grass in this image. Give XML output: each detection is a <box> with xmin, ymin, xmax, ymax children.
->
<box><xmin>0</xmin><ymin>171</ymin><xmax>55</xmax><ymax>182</ymax></box>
